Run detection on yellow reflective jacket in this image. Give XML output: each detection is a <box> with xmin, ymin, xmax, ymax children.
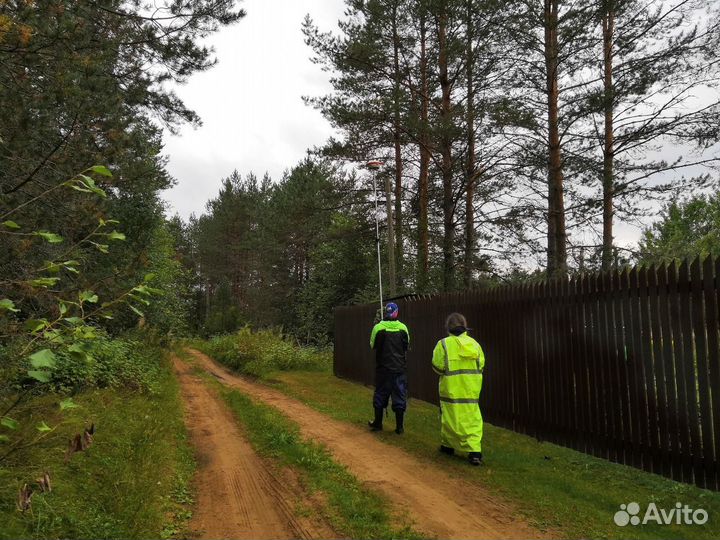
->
<box><xmin>431</xmin><ymin>332</ymin><xmax>485</xmax><ymax>402</ymax></box>
<box><xmin>431</xmin><ymin>332</ymin><xmax>485</xmax><ymax>453</ymax></box>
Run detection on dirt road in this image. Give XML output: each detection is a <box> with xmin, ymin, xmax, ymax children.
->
<box><xmin>172</xmin><ymin>355</ymin><xmax>335</xmax><ymax>540</ymax></box>
<box><xmin>185</xmin><ymin>348</ymin><xmax>546</xmax><ymax>540</ymax></box>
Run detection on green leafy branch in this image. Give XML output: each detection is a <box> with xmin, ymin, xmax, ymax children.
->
<box><xmin>0</xmin><ymin>166</ymin><xmax>111</xmax><ymax>222</ymax></box>
<box><xmin>0</xmin><ymin>165</ymin><xmax>160</xmax><ymax>462</ymax></box>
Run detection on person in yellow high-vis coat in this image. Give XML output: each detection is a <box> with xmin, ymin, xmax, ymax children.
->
<box><xmin>431</xmin><ymin>312</ymin><xmax>485</xmax><ymax>466</ymax></box>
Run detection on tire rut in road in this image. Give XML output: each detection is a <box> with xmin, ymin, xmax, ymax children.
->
<box><xmin>173</xmin><ymin>355</ymin><xmax>335</xmax><ymax>540</ymax></box>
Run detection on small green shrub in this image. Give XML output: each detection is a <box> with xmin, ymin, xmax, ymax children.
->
<box><xmin>196</xmin><ymin>326</ymin><xmax>331</xmax><ymax>378</ymax></box>
<box><xmin>48</xmin><ymin>334</ymin><xmax>162</xmax><ymax>393</ymax></box>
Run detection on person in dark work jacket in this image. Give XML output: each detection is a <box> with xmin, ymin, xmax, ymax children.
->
<box><xmin>368</xmin><ymin>302</ymin><xmax>410</xmax><ymax>434</ymax></box>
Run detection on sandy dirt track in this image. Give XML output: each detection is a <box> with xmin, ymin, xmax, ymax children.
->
<box><xmin>172</xmin><ymin>355</ymin><xmax>336</xmax><ymax>540</ymax></box>
<box><xmin>186</xmin><ymin>348</ymin><xmax>547</xmax><ymax>540</ymax></box>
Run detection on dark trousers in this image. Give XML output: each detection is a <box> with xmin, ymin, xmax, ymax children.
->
<box><xmin>373</xmin><ymin>370</ymin><xmax>407</xmax><ymax>412</ymax></box>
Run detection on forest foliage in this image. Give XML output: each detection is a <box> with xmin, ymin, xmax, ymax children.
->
<box><xmin>4</xmin><ymin>1</ymin><xmax>716</xmax><ymax>345</ymax></box>
<box><xmin>0</xmin><ymin>1</ymin><xmax>241</xmax><ymax>525</ymax></box>
<box><xmin>195</xmin><ymin>327</ymin><xmax>332</xmax><ymax>378</ymax></box>
<box><xmin>298</xmin><ymin>0</ymin><xmax>719</xmax><ymax>284</ymax></box>
<box><xmin>1</xmin><ymin>0</ymin><xmax>243</xmax><ymax>361</ymax></box>
<box><xmin>176</xmin><ymin>160</ymin><xmax>376</xmax><ymax>340</ymax></box>
<box><xmin>177</xmin><ymin>0</ymin><xmax>719</xmax><ymax>341</ymax></box>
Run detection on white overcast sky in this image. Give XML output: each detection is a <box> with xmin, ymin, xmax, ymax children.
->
<box><xmin>161</xmin><ymin>0</ymin><xmax>345</xmax><ymax>220</ymax></box>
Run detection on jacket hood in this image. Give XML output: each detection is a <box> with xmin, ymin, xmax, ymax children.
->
<box><xmin>449</xmin><ymin>333</ymin><xmax>477</xmax><ymax>360</ymax></box>
<box><xmin>380</xmin><ymin>320</ymin><xmax>405</xmax><ymax>329</ymax></box>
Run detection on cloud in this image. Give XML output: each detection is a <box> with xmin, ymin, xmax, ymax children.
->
<box><xmin>162</xmin><ymin>0</ymin><xmax>346</xmax><ymax>219</ymax></box>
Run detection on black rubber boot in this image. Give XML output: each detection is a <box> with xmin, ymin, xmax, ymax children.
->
<box><xmin>394</xmin><ymin>410</ymin><xmax>404</xmax><ymax>434</ymax></box>
<box><xmin>468</xmin><ymin>452</ymin><xmax>483</xmax><ymax>466</ymax></box>
<box><xmin>439</xmin><ymin>445</ymin><xmax>454</xmax><ymax>455</ymax></box>
<box><xmin>368</xmin><ymin>407</ymin><xmax>383</xmax><ymax>431</ymax></box>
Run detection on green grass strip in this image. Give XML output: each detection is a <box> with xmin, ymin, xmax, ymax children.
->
<box><xmin>208</xmin><ymin>378</ymin><xmax>425</xmax><ymax>539</ymax></box>
<box><xmin>0</xmin><ymin>357</ymin><xmax>194</xmax><ymax>540</ymax></box>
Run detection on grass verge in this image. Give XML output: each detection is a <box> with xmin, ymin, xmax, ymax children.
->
<box><xmin>268</xmin><ymin>370</ymin><xmax>720</xmax><ymax>540</ymax></box>
<box><xmin>183</xmin><ymin>355</ymin><xmax>424</xmax><ymax>540</ymax></box>
<box><xmin>0</xmin><ymin>354</ymin><xmax>194</xmax><ymax>540</ymax></box>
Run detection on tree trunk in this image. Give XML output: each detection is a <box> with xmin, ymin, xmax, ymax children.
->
<box><xmin>544</xmin><ymin>0</ymin><xmax>567</xmax><ymax>278</ymax></box>
<box><xmin>392</xmin><ymin>3</ymin><xmax>404</xmax><ymax>290</ymax></box>
<box><xmin>602</xmin><ymin>4</ymin><xmax>615</xmax><ymax>271</ymax></box>
<box><xmin>417</xmin><ymin>5</ymin><xmax>430</xmax><ymax>291</ymax></box>
<box><xmin>205</xmin><ymin>280</ymin><xmax>211</xmax><ymax>323</ymax></box>
<box><xmin>464</xmin><ymin>0</ymin><xmax>476</xmax><ymax>289</ymax></box>
<box><xmin>438</xmin><ymin>8</ymin><xmax>455</xmax><ymax>291</ymax></box>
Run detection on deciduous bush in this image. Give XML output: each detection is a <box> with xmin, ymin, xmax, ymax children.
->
<box><xmin>51</xmin><ymin>335</ymin><xmax>163</xmax><ymax>393</ymax></box>
<box><xmin>197</xmin><ymin>327</ymin><xmax>331</xmax><ymax>378</ymax></box>
<box><xmin>0</xmin><ymin>334</ymin><xmax>163</xmax><ymax>395</ymax></box>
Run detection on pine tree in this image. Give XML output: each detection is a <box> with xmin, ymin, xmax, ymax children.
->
<box><xmin>589</xmin><ymin>0</ymin><xmax>720</xmax><ymax>269</ymax></box>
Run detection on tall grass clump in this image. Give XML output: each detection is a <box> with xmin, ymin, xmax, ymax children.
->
<box><xmin>196</xmin><ymin>327</ymin><xmax>331</xmax><ymax>378</ymax></box>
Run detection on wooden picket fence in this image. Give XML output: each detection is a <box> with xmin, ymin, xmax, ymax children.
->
<box><xmin>333</xmin><ymin>256</ymin><xmax>720</xmax><ymax>490</ymax></box>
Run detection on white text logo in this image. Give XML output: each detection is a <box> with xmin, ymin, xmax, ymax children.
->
<box><xmin>614</xmin><ymin>502</ymin><xmax>708</xmax><ymax>526</ymax></box>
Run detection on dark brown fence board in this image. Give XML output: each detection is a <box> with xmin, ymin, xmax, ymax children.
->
<box><xmin>526</xmin><ymin>283</ymin><xmax>540</xmax><ymax>439</ymax></box>
<box><xmin>556</xmin><ymin>278</ymin><xmax>567</xmax><ymax>442</ymax></box>
<box><xmin>584</xmin><ymin>275</ymin><xmax>605</xmax><ymax>456</ymax></box>
<box><xmin>502</xmin><ymin>287</ymin><xmax>514</xmax><ymax>430</ymax></box>
<box><xmin>536</xmin><ymin>282</ymin><xmax>550</xmax><ymax>437</ymax></box>
<box><xmin>532</xmin><ymin>282</ymin><xmax>545</xmax><ymax>436</ymax></box>
<box><xmin>497</xmin><ymin>287</ymin><xmax>512</xmax><ymax>429</ymax></box>
<box><xmin>647</xmin><ymin>265</ymin><xmax>670</xmax><ymax>477</ymax></box>
<box><xmin>560</xmin><ymin>277</ymin><xmax>573</xmax><ymax>447</ymax></box>
<box><xmin>546</xmin><ymin>279</ymin><xmax>561</xmax><ymax>444</ymax></box>
<box><xmin>679</xmin><ymin>259</ymin><xmax>703</xmax><ymax>485</ymax></box>
<box><xmin>589</xmin><ymin>273</ymin><xmax>607</xmax><ymax>459</ymax></box>
<box><xmin>631</xmin><ymin>267</ymin><xmax>652</xmax><ymax>471</ymax></box>
<box><xmin>639</xmin><ymin>266</ymin><xmax>662</xmax><ymax>474</ymax></box>
<box><xmin>665</xmin><ymin>263</ymin><xmax>691</xmax><ymax>482</ymax></box>
<box><xmin>611</xmin><ymin>270</ymin><xmax>631</xmax><ymax>465</ymax></box>
<box><xmin>581</xmin><ymin>274</ymin><xmax>598</xmax><ymax>453</ymax></box>
<box><xmin>509</xmin><ymin>285</ymin><xmax>523</xmax><ymax>432</ymax></box>
<box><xmin>599</xmin><ymin>272</ymin><xmax>615</xmax><ymax>460</ymax></box>
<box><xmin>620</xmin><ymin>268</ymin><xmax>640</xmax><ymax>468</ymax></box>
<box><xmin>520</xmin><ymin>284</ymin><xmax>532</xmax><ymax>437</ymax></box>
<box><xmin>558</xmin><ymin>278</ymin><xmax>575</xmax><ymax>450</ymax></box>
<box><xmin>691</xmin><ymin>257</ymin><xmax>714</xmax><ymax>489</ymax></box>
<box><xmin>599</xmin><ymin>272</ymin><xmax>618</xmax><ymax>463</ymax></box>
<box><xmin>704</xmin><ymin>256</ymin><xmax>720</xmax><ymax>490</ymax></box>
<box><xmin>568</xmin><ymin>277</ymin><xmax>586</xmax><ymax>451</ymax></box>
<box><xmin>333</xmin><ymin>256</ymin><xmax>720</xmax><ymax>490</ymax></box>
<box><xmin>667</xmin><ymin>262</ymin><xmax>693</xmax><ymax>482</ymax></box>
